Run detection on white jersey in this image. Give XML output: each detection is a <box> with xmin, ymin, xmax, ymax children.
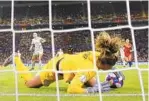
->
<box><xmin>32</xmin><ymin>37</ymin><xmax>43</xmax><ymax>54</ymax></box>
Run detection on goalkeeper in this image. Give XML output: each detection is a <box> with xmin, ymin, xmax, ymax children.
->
<box><xmin>3</xmin><ymin>32</ymin><xmax>122</xmax><ymax>94</ymax></box>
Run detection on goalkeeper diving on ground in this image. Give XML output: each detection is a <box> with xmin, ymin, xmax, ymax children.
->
<box><xmin>2</xmin><ymin>32</ymin><xmax>125</xmax><ymax>94</ymax></box>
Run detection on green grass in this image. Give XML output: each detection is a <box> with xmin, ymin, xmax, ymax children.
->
<box><xmin>0</xmin><ymin>64</ymin><xmax>148</xmax><ymax>101</ymax></box>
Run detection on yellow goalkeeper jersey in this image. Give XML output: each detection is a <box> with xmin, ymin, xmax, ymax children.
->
<box><xmin>39</xmin><ymin>51</ymin><xmax>100</xmax><ymax>93</ymax></box>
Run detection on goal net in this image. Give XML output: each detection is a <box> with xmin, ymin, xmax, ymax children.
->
<box><xmin>0</xmin><ymin>0</ymin><xmax>148</xmax><ymax>101</ymax></box>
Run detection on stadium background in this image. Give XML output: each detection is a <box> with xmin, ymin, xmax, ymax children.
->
<box><xmin>0</xmin><ymin>1</ymin><xmax>148</xmax><ymax>101</ymax></box>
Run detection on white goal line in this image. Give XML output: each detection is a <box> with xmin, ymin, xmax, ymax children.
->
<box><xmin>0</xmin><ymin>93</ymin><xmax>148</xmax><ymax>97</ymax></box>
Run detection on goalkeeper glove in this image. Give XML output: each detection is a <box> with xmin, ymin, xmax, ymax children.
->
<box><xmin>86</xmin><ymin>81</ymin><xmax>111</xmax><ymax>93</ymax></box>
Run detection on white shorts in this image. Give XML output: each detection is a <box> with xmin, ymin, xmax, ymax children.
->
<box><xmin>33</xmin><ymin>51</ymin><xmax>43</xmax><ymax>56</ymax></box>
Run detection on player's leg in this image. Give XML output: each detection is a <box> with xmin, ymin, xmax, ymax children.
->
<box><xmin>15</xmin><ymin>54</ymin><xmax>56</xmax><ymax>88</ymax></box>
<box><xmin>39</xmin><ymin>71</ymin><xmax>57</xmax><ymax>86</ymax></box>
<box><xmin>25</xmin><ymin>75</ymin><xmax>42</xmax><ymax>88</ymax></box>
<box><xmin>30</xmin><ymin>54</ymin><xmax>38</xmax><ymax>71</ymax></box>
<box><xmin>26</xmin><ymin>71</ymin><xmax>63</xmax><ymax>88</ymax></box>
<box><xmin>37</xmin><ymin>56</ymin><xmax>64</xmax><ymax>86</ymax></box>
<box><xmin>28</xmin><ymin>54</ymin><xmax>65</xmax><ymax>87</ymax></box>
<box><xmin>16</xmin><ymin>62</ymin><xmax>42</xmax><ymax>88</ymax></box>
<box><xmin>3</xmin><ymin>52</ymin><xmax>57</xmax><ymax>88</ymax></box>
<box><xmin>124</xmin><ymin>56</ymin><xmax>129</xmax><ymax>66</ymax></box>
<box><xmin>121</xmin><ymin>55</ymin><xmax>126</xmax><ymax>67</ymax></box>
<box><xmin>120</xmin><ymin>52</ymin><xmax>126</xmax><ymax>67</ymax></box>
<box><xmin>122</xmin><ymin>58</ymin><xmax>126</xmax><ymax>67</ymax></box>
<box><xmin>14</xmin><ymin>55</ymin><xmax>33</xmax><ymax>81</ymax></box>
<box><xmin>2</xmin><ymin>54</ymin><xmax>13</xmax><ymax>67</ymax></box>
<box><xmin>11</xmin><ymin>56</ymin><xmax>42</xmax><ymax>88</ymax></box>
<box><xmin>128</xmin><ymin>54</ymin><xmax>132</xmax><ymax>67</ymax></box>
<box><xmin>38</xmin><ymin>53</ymin><xmax>43</xmax><ymax>70</ymax></box>
<box><xmin>14</xmin><ymin>52</ymin><xmax>43</xmax><ymax>88</ymax></box>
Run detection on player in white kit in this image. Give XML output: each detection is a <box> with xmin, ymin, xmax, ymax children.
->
<box><xmin>29</xmin><ymin>33</ymin><xmax>46</xmax><ymax>70</ymax></box>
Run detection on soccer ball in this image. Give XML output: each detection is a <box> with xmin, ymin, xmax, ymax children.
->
<box><xmin>105</xmin><ymin>72</ymin><xmax>124</xmax><ymax>88</ymax></box>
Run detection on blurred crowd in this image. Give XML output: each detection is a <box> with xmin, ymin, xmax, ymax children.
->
<box><xmin>0</xmin><ymin>1</ymin><xmax>148</xmax><ymax>64</ymax></box>
<box><xmin>0</xmin><ymin>18</ymin><xmax>11</xmax><ymax>26</ymax></box>
<box><xmin>52</xmin><ymin>3</ymin><xmax>88</xmax><ymax>25</ymax></box>
<box><xmin>0</xmin><ymin>32</ymin><xmax>12</xmax><ymax>64</ymax></box>
<box><xmin>0</xmin><ymin>29</ymin><xmax>147</xmax><ymax>64</ymax></box>
<box><xmin>52</xmin><ymin>1</ymin><xmax>148</xmax><ymax>27</ymax></box>
<box><xmin>134</xmin><ymin>29</ymin><xmax>148</xmax><ymax>62</ymax></box>
<box><xmin>14</xmin><ymin>16</ymin><xmax>49</xmax><ymax>26</ymax></box>
<box><xmin>0</xmin><ymin>1</ymin><xmax>148</xmax><ymax>29</ymax></box>
<box><xmin>54</xmin><ymin>30</ymin><xmax>92</xmax><ymax>54</ymax></box>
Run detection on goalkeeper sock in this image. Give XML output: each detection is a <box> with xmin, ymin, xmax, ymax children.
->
<box><xmin>15</xmin><ymin>57</ymin><xmax>32</xmax><ymax>81</ymax></box>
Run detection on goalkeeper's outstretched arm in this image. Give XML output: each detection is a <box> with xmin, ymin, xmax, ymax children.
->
<box><xmin>67</xmin><ymin>75</ymin><xmax>111</xmax><ymax>94</ymax></box>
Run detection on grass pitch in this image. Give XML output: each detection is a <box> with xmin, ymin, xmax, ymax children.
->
<box><xmin>0</xmin><ymin>64</ymin><xmax>148</xmax><ymax>101</ymax></box>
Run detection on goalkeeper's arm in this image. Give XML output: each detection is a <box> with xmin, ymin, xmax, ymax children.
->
<box><xmin>67</xmin><ymin>79</ymin><xmax>111</xmax><ymax>94</ymax></box>
<box><xmin>86</xmin><ymin>81</ymin><xmax>111</xmax><ymax>93</ymax></box>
